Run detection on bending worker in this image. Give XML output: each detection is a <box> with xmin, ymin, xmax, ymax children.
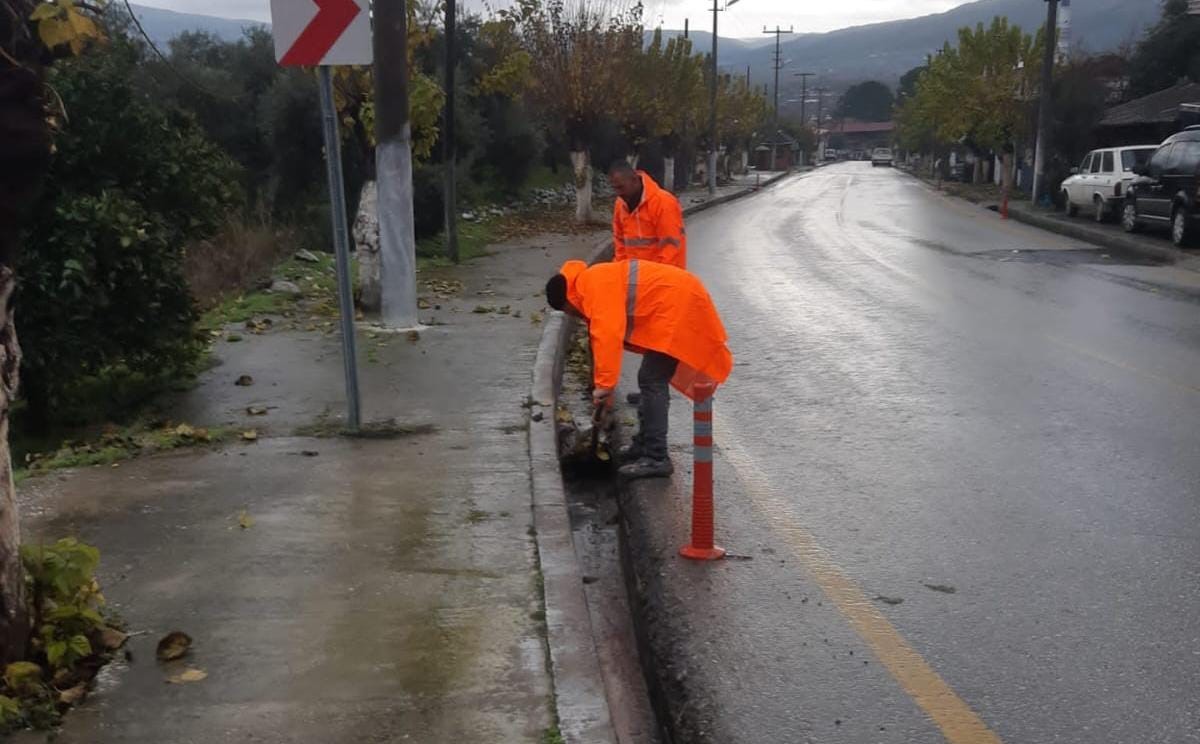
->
<box><xmin>609</xmin><ymin>161</ymin><xmax>687</xmax><ymax>268</ymax></box>
<box><xmin>546</xmin><ymin>259</ymin><xmax>732</xmax><ymax>480</ymax></box>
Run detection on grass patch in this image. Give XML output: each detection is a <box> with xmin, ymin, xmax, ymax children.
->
<box><xmin>17</xmin><ymin>422</ymin><xmax>235</xmax><ymax>481</ymax></box>
<box><xmin>542</xmin><ymin>727</ymin><xmax>565</xmax><ymax>744</ymax></box>
<box><xmin>198</xmin><ymin>251</ymin><xmax>353</xmax><ymax>333</ymax></box>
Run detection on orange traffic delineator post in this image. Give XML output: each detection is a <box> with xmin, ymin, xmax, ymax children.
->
<box><xmin>680</xmin><ymin>382</ymin><xmax>725</xmax><ymax>561</ymax></box>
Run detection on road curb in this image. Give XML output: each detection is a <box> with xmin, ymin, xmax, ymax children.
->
<box><xmin>529</xmin><ymin>237</ymin><xmax>615</xmax><ymax>744</ymax></box>
<box><xmin>903</xmin><ymin>169</ymin><xmax>1200</xmax><ymax>273</ymax></box>
<box><xmin>1004</xmin><ymin>204</ymin><xmax>1200</xmax><ymax>272</ymax></box>
<box><xmin>528</xmin><ymin>176</ymin><xmax>786</xmax><ymax>743</ymax></box>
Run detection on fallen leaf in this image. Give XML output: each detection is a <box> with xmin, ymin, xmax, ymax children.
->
<box><xmin>497</xmin><ymin>305</ymin><xmax>512</xmax><ymax>315</ymax></box>
<box><xmin>246</xmin><ymin>406</ymin><xmax>268</xmax><ymax>416</ymax></box>
<box><xmin>530</xmin><ymin>312</ymin><xmax>544</xmax><ymax>325</ymax></box>
<box><xmin>235</xmin><ymin>375</ymin><xmax>254</xmax><ymax>387</ymax></box>
<box><xmin>555</xmin><ymin>408</ymin><xmax>573</xmax><ymax>424</ymax></box>
<box><xmin>473</xmin><ymin>305</ymin><xmax>495</xmax><ymax>314</ymax></box>
<box><xmin>156</xmin><ymin>631</ymin><xmax>192</xmax><ymax>661</ymax></box>
<box><xmin>100</xmin><ymin>627</ymin><xmax>128</xmax><ymax>651</ymax></box>
<box><xmin>417</xmin><ymin>298</ymin><xmax>432</xmax><ymax>309</ymax></box>
<box><xmin>166</xmin><ymin>668</ymin><xmax>207</xmax><ymax>684</ymax></box>
<box><xmin>241</xmin><ymin>430</ymin><xmax>259</xmax><ymax>442</ymax></box>
<box><xmin>406</xmin><ymin>330</ymin><xmax>420</xmax><ymax>344</ymax></box>
<box><xmin>59</xmin><ymin>684</ymin><xmax>87</xmax><ymax>705</ymax></box>
<box><xmin>174</xmin><ymin>423</ymin><xmax>196</xmax><ymax>437</ymax></box>
<box><xmin>226</xmin><ymin>334</ymin><xmax>243</xmax><ymax>343</ymax></box>
<box><xmin>238</xmin><ymin>511</ymin><xmax>254</xmax><ymax>529</ymax></box>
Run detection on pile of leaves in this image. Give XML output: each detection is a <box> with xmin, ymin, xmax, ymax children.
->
<box><xmin>0</xmin><ymin>539</ymin><xmax>125</xmax><ymax>733</ymax></box>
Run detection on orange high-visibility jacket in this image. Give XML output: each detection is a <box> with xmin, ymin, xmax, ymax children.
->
<box><xmin>612</xmin><ymin>171</ymin><xmax>687</xmax><ymax>268</ymax></box>
<box><xmin>561</xmin><ymin>259</ymin><xmax>731</xmax><ymax>400</ymax></box>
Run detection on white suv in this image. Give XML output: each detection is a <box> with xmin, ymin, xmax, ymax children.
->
<box><xmin>871</xmin><ymin>147</ymin><xmax>893</xmax><ymax>167</ymax></box>
<box><xmin>1061</xmin><ymin>145</ymin><xmax>1157</xmax><ymax>222</ymax></box>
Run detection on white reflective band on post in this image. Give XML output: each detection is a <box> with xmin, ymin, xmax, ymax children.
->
<box><xmin>693</xmin><ymin>445</ymin><xmax>713</xmax><ymax>462</ymax></box>
<box><xmin>625</xmin><ymin>260</ymin><xmax>639</xmax><ymax>342</ymax></box>
<box><xmin>694</xmin><ymin>396</ymin><xmax>713</xmax><ymax>413</ymax></box>
<box><xmin>693</xmin><ymin>421</ymin><xmax>713</xmax><ymax>437</ymax></box>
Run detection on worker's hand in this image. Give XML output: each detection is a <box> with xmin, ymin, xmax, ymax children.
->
<box><xmin>592</xmin><ymin>387</ymin><xmax>615</xmax><ymax>421</ymax></box>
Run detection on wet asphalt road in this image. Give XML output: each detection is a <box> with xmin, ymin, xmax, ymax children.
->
<box><xmin>627</xmin><ymin>162</ymin><xmax>1200</xmax><ymax>744</ymax></box>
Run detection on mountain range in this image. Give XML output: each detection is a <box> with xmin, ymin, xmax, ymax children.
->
<box><xmin>128</xmin><ymin>0</ymin><xmax>1163</xmax><ymax>101</ymax></box>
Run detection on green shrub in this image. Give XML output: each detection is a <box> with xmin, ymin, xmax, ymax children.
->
<box><xmin>16</xmin><ymin>36</ymin><xmax>242</xmax><ymax>429</ymax></box>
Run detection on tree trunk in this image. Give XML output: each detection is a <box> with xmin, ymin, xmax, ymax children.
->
<box><xmin>0</xmin><ymin>267</ymin><xmax>25</xmax><ymax>664</ymax></box>
<box><xmin>352</xmin><ymin>180</ymin><xmax>381</xmax><ymax>313</ymax></box>
<box><xmin>663</xmin><ymin>156</ymin><xmax>675</xmax><ymax>193</ymax></box>
<box><xmin>570</xmin><ymin>150</ymin><xmax>593</xmax><ymax>223</ymax></box>
<box><xmin>1002</xmin><ymin>151</ymin><xmax>1014</xmax><ymax>194</ymax></box>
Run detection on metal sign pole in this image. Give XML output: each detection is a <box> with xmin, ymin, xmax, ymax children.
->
<box><xmin>317</xmin><ymin>65</ymin><xmax>362</xmax><ymax>430</ymax></box>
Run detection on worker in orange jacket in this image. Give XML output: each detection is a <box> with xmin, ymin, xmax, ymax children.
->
<box><xmin>609</xmin><ymin>161</ymin><xmax>689</xmax><ymax>408</ymax></box>
<box><xmin>609</xmin><ymin>161</ymin><xmax>687</xmax><ymax>269</ymax></box>
<box><xmin>546</xmin><ymin>259</ymin><xmax>732</xmax><ymax>479</ymax></box>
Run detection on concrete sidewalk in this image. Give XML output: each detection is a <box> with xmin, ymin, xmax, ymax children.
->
<box><xmin>15</xmin><ymin>231</ymin><xmax>602</xmax><ymax>744</ymax></box>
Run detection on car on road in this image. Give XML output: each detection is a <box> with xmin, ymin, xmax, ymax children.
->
<box><xmin>1121</xmin><ymin>126</ymin><xmax>1200</xmax><ymax>246</ymax></box>
<box><xmin>1061</xmin><ymin>145</ymin><xmax>1156</xmax><ymax>222</ymax></box>
<box><xmin>870</xmin><ymin>147</ymin><xmax>894</xmax><ymax>167</ymax></box>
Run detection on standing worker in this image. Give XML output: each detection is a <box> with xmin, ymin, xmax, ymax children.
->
<box><xmin>609</xmin><ymin>161</ymin><xmax>688</xmax><ymax>268</ymax></box>
<box><xmin>546</xmin><ymin>259</ymin><xmax>732</xmax><ymax>480</ymax></box>
<box><xmin>608</xmin><ymin>161</ymin><xmax>689</xmax><ymax>407</ymax></box>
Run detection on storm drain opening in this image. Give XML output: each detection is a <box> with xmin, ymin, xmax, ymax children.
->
<box><xmin>978</xmin><ymin>248</ymin><xmax>1166</xmax><ymax>267</ymax></box>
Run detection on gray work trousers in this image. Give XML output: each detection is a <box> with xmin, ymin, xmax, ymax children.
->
<box><xmin>636</xmin><ymin>351</ymin><xmax>679</xmax><ymax>461</ymax></box>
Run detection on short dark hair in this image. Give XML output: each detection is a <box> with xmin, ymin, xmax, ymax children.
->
<box><xmin>608</xmin><ymin>160</ymin><xmax>636</xmax><ymax>177</ymax></box>
<box><xmin>545</xmin><ymin>274</ymin><xmax>567</xmax><ymax>310</ymax></box>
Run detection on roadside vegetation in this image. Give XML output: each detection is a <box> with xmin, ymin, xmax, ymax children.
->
<box><xmin>895</xmin><ymin>0</ymin><xmax>1200</xmax><ymax>201</ymax></box>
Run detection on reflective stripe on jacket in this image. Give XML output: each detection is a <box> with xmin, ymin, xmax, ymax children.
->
<box><xmin>561</xmin><ymin>259</ymin><xmax>731</xmax><ymax>400</ymax></box>
<box><xmin>613</xmin><ymin>171</ymin><xmax>687</xmax><ymax>269</ymax></box>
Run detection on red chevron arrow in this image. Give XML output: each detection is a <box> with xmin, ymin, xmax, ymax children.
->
<box><xmin>280</xmin><ymin>0</ymin><xmax>362</xmax><ymax>66</ymax></box>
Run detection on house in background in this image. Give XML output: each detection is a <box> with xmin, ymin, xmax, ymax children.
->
<box><xmin>1095</xmin><ymin>81</ymin><xmax>1200</xmax><ymax>146</ymax></box>
<box><xmin>753</xmin><ymin>130</ymin><xmax>800</xmax><ymax>171</ymax></box>
<box><xmin>828</xmin><ymin>119</ymin><xmax>894</xmax><ymax>158</ymax></box>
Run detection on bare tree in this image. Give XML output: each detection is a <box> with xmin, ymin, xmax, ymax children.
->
<box><xmin>503</xmin><ymin>0</ymin><xmax>643</xmax><ymax>222</ymax></box>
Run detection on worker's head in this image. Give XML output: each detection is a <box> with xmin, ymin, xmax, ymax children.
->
<box><xmin>546</xmin><ymin>261</ymin><xmax>587</xmax><ymax>318</ymax></box>
<box><xmin>608</xmin><ymin>161</ymin><xmax>643</xmax><ymax>209</ymax></box>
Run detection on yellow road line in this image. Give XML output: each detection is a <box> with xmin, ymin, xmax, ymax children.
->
<box><xmin>713</xmin><ymin>417</ymin><xmax>1003</xmax><ymax>744</ymax></box>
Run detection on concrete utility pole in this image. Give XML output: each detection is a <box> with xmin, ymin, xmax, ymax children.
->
<box><xmin>375</xmin><ymin>0</ymin><xmax>419</xmax><ymax>328</ymax></box>
<box><xmin>707</xmin><ymin>0</ymin><xmax>741</xmax><ymax>195</ymax></box>
<box><xmin>443</xmin><ymin>0</ymin><xmax>458</xmax><ymax>262</ymax></box>
<box><xmin>763</xmin><ymin>25</ymin><xmax>793</xmax><ymax>170</ymax></box>
<box><xmin>1031</xmin><ymin>0</ymin><xmax>1058</xmax><ymax>207</ymax></box>
<box><xmin>815</xmin><ymin>85</ymin><xmax>827</xmax><ymax>156</ymax></box>
<box><xmin>794</xmin><ymin>71</ymin><xmax>814</xmax><ymax>125</ymax></box>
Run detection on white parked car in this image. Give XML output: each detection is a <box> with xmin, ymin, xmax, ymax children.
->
<box><xmin>870</xmin><ymin>147</ymin><xmax>894</xmax><ymax>167</ymax></box>
<box><xmin>1061</xmin><ymin>145</ymin><xmax>1157</xmax><ymax>222</ymax></box>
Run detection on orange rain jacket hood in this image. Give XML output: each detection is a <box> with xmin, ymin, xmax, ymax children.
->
<box><xmin>613</xmin><ymin>170</ymin><xmax>687</xmax><ymax>268</ymax></box>
<box><xmin>560</xmin><ymin>259</ymin><xmax>732</xmax><ymax>400</ymax></box>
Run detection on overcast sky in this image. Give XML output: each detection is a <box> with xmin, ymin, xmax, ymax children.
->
<box><xmin>136</xmin><ymin>0</ymin><xmax>967</xmax><ymax>36</ymax></box>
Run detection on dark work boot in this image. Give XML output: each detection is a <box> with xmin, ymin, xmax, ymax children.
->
<box><xmin>618</xmin><ymin>457</ymin><xmax>674</xmax><ymax>480</ymax></box>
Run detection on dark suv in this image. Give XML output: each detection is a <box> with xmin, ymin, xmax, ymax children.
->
<box><xmin>1121</xmin><ymin>126</ymin><xmax>1200</xmax><ymax>246</ymax></box>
